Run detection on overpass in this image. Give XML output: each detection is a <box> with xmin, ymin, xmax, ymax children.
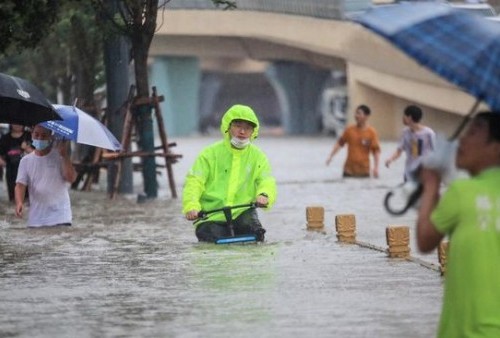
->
<box><xmin>149</xmin><ymin>1</ymin><xmax>482</xmax><ymax>139</ymax></box>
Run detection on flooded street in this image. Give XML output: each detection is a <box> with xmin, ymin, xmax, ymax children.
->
<box><xmin>0</xmin><ymin>136</ymin><xmax>442</xmax><ymax>337</ymax></box>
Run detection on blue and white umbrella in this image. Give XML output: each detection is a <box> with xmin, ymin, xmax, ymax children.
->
<box><xmin>42</xmin><ymin>104</ymin><xmax>122</xmax><ymax>151</ymax></box>
<box><xmin>354</xmin><ymin>2</ymin><xmax>500</xmax><ymax>113</ymax></box>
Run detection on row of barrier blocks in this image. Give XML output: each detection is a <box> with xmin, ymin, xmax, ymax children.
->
<box><xmin>305</xmin><ymin>206</ymin><xmax>449</xmax><ymax>275</ymax></box>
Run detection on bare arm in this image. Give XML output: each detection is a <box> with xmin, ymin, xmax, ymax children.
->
<box><xmin>416</xmin><ymin>168</ymin><xmax>445</xmax><ymax>253</ymax></box>
<box><xmin>372</xmin><ymin>150</ymin><xmax>380</xmax><ymax>178</ymax></box>
<box><xmin>385</xmin><ymin>148</ymin><xmax>403</xmax><ymax>167</ymax></box>
<box><xmin>14</xmin><ymin>183</ymin><xmax>27</xmax><ymax>218</ymax></box>
<box><xmin>326</xmin><ymin>142</ymin><xmax>342</xmax><ymax>165</ymax></box>
<box><xmin>58</xmin><ymin>140</ymin><xmax>77</xmax><ymax>183</ymax></box>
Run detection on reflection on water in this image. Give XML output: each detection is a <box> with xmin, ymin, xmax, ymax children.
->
<box><xmin>0</xmin><ymin>137</ymin><xmax>442</xmax><ymax>337</ymax></box>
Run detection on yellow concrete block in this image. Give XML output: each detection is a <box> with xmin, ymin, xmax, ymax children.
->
<box><xmin>335</xmin><ymin>214</ymin><xmax>356</xmax><ymax>243</ymax></box>
<box><xmin>438</xmin><ymin>241</ymin><xmax>449</xmax><ymax>276</ymax></box>
<box><xmin>306</xmin><ymin>206</ymin><xmax>324</xmax><ymax>229</ymax></box>
<box><xmin>386</xmin><ymin>226</ymin><xmax>410</xmax><ymax>258</ymax></box>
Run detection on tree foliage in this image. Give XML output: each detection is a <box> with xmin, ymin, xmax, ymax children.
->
<box><xmin>0</xmin><ymin>2</ymin><xmax>104</xmax><ymax>108</ymax></box>
<box><xmin>0</xmin><ymin>1</ymin><xmax>59</xmax><ymax>55</ymax></box>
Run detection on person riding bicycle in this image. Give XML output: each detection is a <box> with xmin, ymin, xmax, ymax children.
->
<box><xmin>182</xmin><ymin>104</ymin><xmax>277</xmax><ymax>243</ymax></box>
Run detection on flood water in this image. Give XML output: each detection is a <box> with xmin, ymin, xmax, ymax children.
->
<box><xmin>0</xmin><ymin>136</ymin><xmax>443</xmax><ymax>337</ymax></box>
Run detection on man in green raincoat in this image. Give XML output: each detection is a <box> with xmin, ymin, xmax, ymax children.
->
<box><xmin>182</xmin><ymin>104</ymin><xmax>277</xmax><ymax>242</ymax></box>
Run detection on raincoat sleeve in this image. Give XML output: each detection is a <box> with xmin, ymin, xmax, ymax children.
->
<box><xmin>255</xmin><ymin>152</ymin><xmax>277</xmax><ymax>209</ymax></box>
<box><xmin>182</xmin><ymin>153</ymin><xmax>210</xmax><ymax>214</ymax></box>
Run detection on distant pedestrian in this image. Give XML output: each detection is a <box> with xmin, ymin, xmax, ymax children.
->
<box><xmin>416</xmin><ymin>112</ymin><xmax>500</xmax><ymax>337</ymax></box>
<box><xmin>325</xmin><ymin>104</ymin><xmax>381</xmax><ymax>178</ymax></box>
<box><xmin>0</xmin><ymin>124</ymin><xmax>32</xmax><ymax>202</ymax></box>
<box><xmin>385</xmin><ymin>105</ymin><xmax>436</xmax><ymax>181</ymax></box>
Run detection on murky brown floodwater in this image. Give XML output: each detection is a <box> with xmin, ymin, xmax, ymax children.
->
<box><xmin>0</xmin><ymin>136</ymin><xmax>442</xmax><ymax>337</ymax></box>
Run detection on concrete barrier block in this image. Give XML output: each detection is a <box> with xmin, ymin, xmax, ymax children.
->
<box><xmin>335</xmin><ymin>214</ymin><xmax>356</xmax><ymax>243</ymax></box>
<box><xmin>438</xmin><ymin>241</ymin><xmax>449</xmax><ymax>276</ymax></box>
<box><xmin>386</xmin><ymin>226</ymin><xmax>410</xmax><ymax>258</ymax></box>
<box><xmin>306</xmin><ymin>206</ymin><xmax>324</xmax><ymax>230</ymax></box>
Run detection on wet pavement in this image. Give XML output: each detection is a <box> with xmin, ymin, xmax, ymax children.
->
<box><xmin>0</xmin><ymin>135</ymin><xmax>442</xmax><ymax>337</ymax></box>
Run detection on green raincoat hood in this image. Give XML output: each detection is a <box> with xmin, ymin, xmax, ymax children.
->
<box><xmin>220</xmin><ymin>104</ymin><xmax>260</xmax><ymax>140</ymax></box>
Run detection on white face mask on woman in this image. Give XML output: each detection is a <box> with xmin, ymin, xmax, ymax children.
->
<box><xmin>230</xmin><ymin>136</ymin><xmax>250</xmax><ymax>149</ymax></box>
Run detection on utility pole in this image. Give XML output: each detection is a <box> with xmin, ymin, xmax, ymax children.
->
<box><xmin>102</xmin><ymin>0</ymin><xmax>133</xmax><ymax>194</ymax></box>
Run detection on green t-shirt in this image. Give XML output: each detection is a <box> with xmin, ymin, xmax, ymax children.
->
<box><xmin>431</xmin><ymin>167</ymin><xmax>500</xmax><ymax>338</ymax></box>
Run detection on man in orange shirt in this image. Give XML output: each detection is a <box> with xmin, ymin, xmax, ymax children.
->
<box><xmin>325</xmin><ymin>104</ymin><xmax>381</xmax><ymax>178</ymax></box>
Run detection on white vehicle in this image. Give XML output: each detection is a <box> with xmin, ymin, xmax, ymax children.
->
<box><xmin>321</xmin><ymin>85</ymin><xmax>348</xmax><ymax>137</ymax></box>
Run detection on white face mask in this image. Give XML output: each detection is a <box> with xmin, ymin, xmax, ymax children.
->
<box><xmin>230</xmin><ymin>137</ymin><xmax>250</xmax><ymax>149</ymax></box>
<box><xmin>32</xmin><ymin>139</ymin><xmax>51</xmax><ymax>151</ymax></box>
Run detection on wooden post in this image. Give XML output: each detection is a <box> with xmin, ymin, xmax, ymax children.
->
<box><xmin>82</xmin><ymin>147</ymin><xmax>103</xmax><ymax>191</ymax></box>
<box><xmin>152</xmin><ymin>86</ymin><xmax>177</xmax><ymax>198</ymax></box>
<box><xmin>386</xmin><ymin>226</ymin><xmax>411</xmax><ymax>258</ymax></box>
<box><xmin>111</xmin><ymin>85</ymin><xmax>136</xmax><ymax>199</ymax></box>
<box><xmin>107</xmin><ymin>85</ymin><xmax>182</xmax><ymax>200</ymax></box>
<box><xmin>335</xmin><ymin>214</ymin><xmax>356</xmax><ymax>243</ymax></box>
<box><xmin>306</xmin><ymin>206</ymin><xmax>324</xmax><ymax>230</ymax></box>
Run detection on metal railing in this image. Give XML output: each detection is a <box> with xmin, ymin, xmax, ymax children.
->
<box><xmin>163</xmin><ymin>0</ymin><xmax>372</xmax><ymax>20</ymax></box>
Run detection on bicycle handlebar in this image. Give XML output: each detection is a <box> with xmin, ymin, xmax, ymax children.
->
<box><xmin>197</xmin><ymin>202</ymin><xmax>258</xmax><ymax>219</ymax></box>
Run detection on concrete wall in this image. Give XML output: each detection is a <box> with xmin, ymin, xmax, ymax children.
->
<box><xmin>151</xmin><ymin>10</ymin><xmax>486</xmax><ymax>137</ymax></box>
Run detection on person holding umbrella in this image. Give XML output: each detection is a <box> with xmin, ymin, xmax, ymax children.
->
<box><xmin>14</xmin><ymin>124</ymin><xmax>77</xmax><ymax>227</ymax></box>
<box><xmin>417</xmin><ymin>112</ymin><xmax>500</xmax><ymax>337</ymax></box>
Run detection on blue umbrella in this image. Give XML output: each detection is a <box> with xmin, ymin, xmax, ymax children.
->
<box><xmin>42</xmin><ymin>104</ymin><xmax>122</xmax><ymax>151</ymax></box>
<box><xmin>354</xmin><ymin>2</ymin><xmax>500</xmax><ymax>121</ymax></box>
<box><xmin>354</xmin><ymin>3</ymin><xmax>500</xmax><ymax>215</ymax></box>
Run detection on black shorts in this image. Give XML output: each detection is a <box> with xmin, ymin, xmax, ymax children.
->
<box><xmin>195</xmin><ymin>208</ymin><xmax>264</xmax><ymax>243</ymax></box>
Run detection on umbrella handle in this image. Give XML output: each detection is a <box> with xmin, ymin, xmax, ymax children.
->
<box><xmin>383</xmin><ymin>181</ymin><xmax>423</xmax><ymax>216</ymax></box>
<box><xmin>449</xmin><ymin>99</ymin><xmax>480</xmax><ymax>140</ymax></box>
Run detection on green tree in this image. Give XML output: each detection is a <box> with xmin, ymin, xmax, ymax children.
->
<box><xmin>92</xmin><ymin>0</ymin><xmax>236</xmax><ymax>199</ymax></box>
<box><xmin>0</xmin><ymin>1</ymin><xmax>59</xmax><ymax>55</ymax></box>
<box><xmin>0</xmin><ymin>1</ymin><xmax>104</xmax><ymax>107</ymax></box>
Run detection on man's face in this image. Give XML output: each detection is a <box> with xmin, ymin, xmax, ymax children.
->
<box><xmin>354</xmin><ymin>109</ymin><xmax>368</xmax><ymax>124</ymax></box>
<box><xmin>31</xmin><ymin>125</ymin><xmax>52</xmax><ymax>141</ymax></box>
<box><xmin>229</xmin><ymin>120</ymin><xmax>254</xmax><ymax>139</ymax></box>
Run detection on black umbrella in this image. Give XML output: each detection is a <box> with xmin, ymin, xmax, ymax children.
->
<box><xmin>0</xmin><ymin>72</ymin><xmax>61</xmax><ymax>126</ymax></box>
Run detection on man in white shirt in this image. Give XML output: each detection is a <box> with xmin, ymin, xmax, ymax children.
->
<box><xmin>15</xmin><ymin>124</ymin><xmax>77</xmax><ymax>227</ymax></box>
<box><xmin>385</xmin><ymin>105</ymin><xmax>436</xmax><ymax>181</ymax></box>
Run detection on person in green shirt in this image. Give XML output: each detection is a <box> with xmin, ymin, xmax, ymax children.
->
<box><xmin>182</xmin><ymin>104</ymin><xmax>277</xmax><ymax>243</ymax></box>
<box><xmin>417</xmin><ymin>111</ymin><xmax>500</xmax><ymax>337</ymax></box>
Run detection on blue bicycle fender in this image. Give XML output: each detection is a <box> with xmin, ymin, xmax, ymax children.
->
<box><xmin>215</xmin><ymin>235</ymin><xmax>257</xmax><ymax>244</ymax></box>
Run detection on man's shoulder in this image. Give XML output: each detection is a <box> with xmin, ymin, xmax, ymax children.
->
<box><xmin>362</xmin><ymin>125</ymin><xmax>380</xmax><ymax>137</ymax></box>
<box><xmin>342</xmin><ymin>125</ymin><xmax>357</xmax><ymax>135</ymax></box>
<box><xmin>248</xmin><ymin>143</ymin><xmax>267</xmax><ymax>156</ymax></box>
<box><xmin>20</xmin><ymin>151</ymin><xmax>36</xmax><ymax>161</ymax></box>
<box><xmin>421</xmin><ymin>125</ymin><xmax>436</xmax><ymax>135</ymax></box>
